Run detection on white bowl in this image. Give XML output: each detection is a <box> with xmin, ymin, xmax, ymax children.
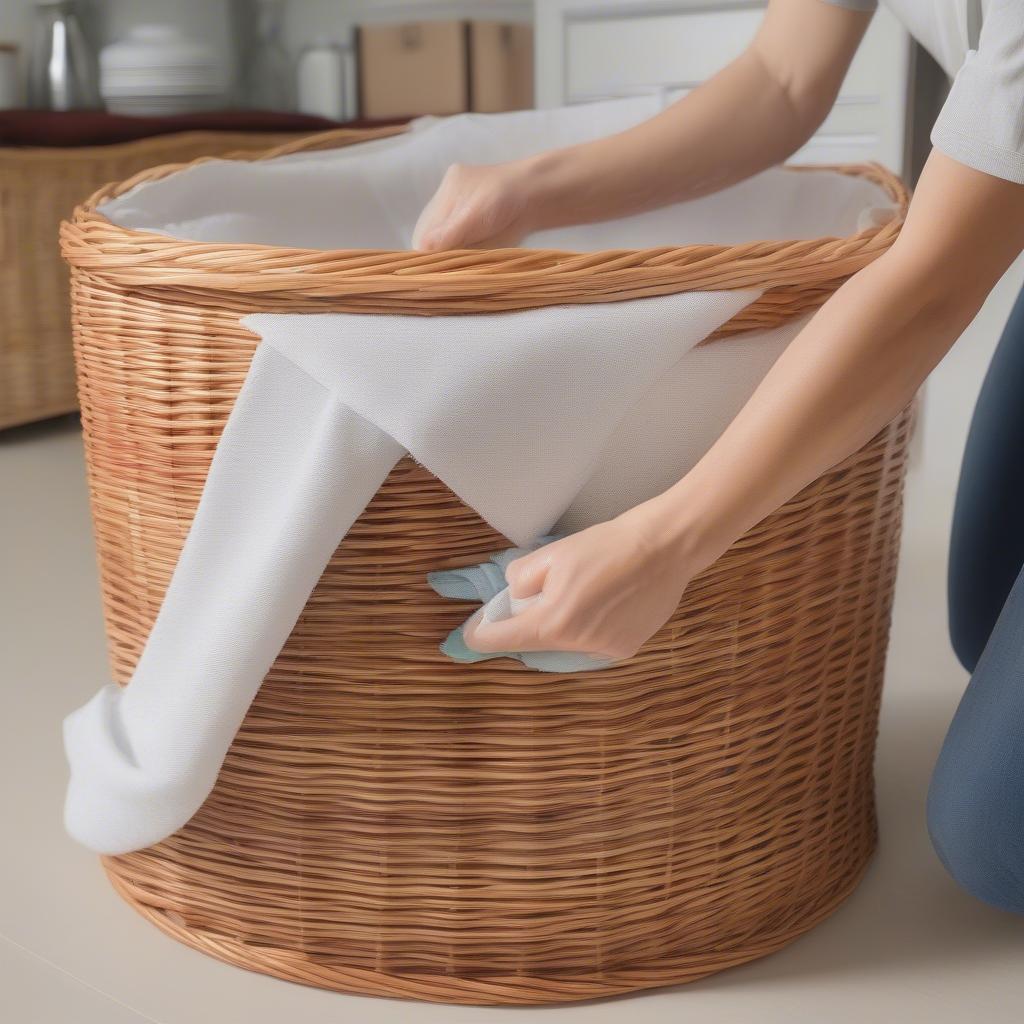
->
<box><xmin>101</xmin><ymin>25</ymin><xmax>218</xmax><ymax>72</ymax></box>
<box><xmin>100</xmin><ymin>24</ymin><xmax>226</xmax><ymax>111</ymax></box>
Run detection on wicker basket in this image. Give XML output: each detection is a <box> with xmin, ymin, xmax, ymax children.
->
<box><xmin>0</xmin><ymin>130</ymin><xmax>321</xmax><ymax>431</ymax></box>
<box><xmin>61</xmin><ymin>127</ymin><xmax>913</xmax><ymax>1005</ymax></box>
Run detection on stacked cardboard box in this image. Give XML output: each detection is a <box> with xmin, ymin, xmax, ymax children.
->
<box><xmin>358</xmin><ymin>21</ymin><xmax>533</xmax><ymax>119</ymax></box>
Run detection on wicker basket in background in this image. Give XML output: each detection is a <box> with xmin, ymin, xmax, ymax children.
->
<box><xmin>60</xmin><ymin>128</ymin><xmax>913</xmax><ymax>1005</ymax></box>
<box><xmin>0</xmin><ymin>130</ymin><xmax>315</xmax><ymax>430</ymax></box>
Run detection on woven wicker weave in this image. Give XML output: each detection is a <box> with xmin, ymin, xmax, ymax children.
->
<box><xmin>62</xmin><ymin>127</ymin><xmax>913</xmax><ymax>1005</ymax></box>
<box><xmin>0</xmin><ymin>130</ymin><xmax>314</xmax><ymax>430</ymax></box>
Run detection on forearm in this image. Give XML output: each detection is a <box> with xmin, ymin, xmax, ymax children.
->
<box><xmin>642</xmin><ymin>250</ymin><xmax>964</xmax><ymax>570</ymax></box>
<box><xmin>522</xmin><ymin>53</ymin><xmax>817</xmax><ymax>230</ymax></box>
<box><xmin>517</xmin><ymin>2</ymin><xmax>867</xmax><ymax>232</ymax></box>
<box><xmin>641</xmin><ymin>152</ymin><xmax>1024</xmax><ymax>578</ymax></box>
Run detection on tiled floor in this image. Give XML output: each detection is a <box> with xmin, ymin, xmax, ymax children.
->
<box><xmin>4</xmin><ymin>257</ymin><xmax>1024</xmax><ymax>1023</ymax></box>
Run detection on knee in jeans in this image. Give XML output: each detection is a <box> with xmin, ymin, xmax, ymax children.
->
<box><xmin>927</xmin><ymin>773</ymin><xmax>1024</xmax><ymax>914</ymax></box>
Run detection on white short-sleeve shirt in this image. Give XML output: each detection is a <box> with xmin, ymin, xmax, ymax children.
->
<box><xmin>823</xmin><ymin>1</ymin><xmax>1024</xmax><ymax>184</ymax></box>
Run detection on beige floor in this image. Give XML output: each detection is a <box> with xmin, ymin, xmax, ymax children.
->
<box><xmin>4</xmin><ymin>258</ymin><xmax>1024</xmax><ymax>1023</ymax></box>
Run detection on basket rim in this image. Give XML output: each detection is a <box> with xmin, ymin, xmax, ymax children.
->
<box><xmin>59</xmin><ymin>124</ymin><xmax>909</xmax><ymax>313</ymax></box>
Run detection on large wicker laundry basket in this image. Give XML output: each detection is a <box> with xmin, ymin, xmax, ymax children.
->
<box><xmin>61</xmin><ymin>126</ymin><xmax>913</xmax><ymax>1005</ymax></box>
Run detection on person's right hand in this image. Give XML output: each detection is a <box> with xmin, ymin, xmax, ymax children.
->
<box><xmin>412</xmin><ymin>160</ymin><xmax>539</xmax><ymax>251</ymax></box>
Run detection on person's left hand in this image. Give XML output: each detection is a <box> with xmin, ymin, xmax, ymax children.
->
<box><xmin>462</xmin><ymin>506</ymin><xmax>696</xmax><ymax>662</ymax></box>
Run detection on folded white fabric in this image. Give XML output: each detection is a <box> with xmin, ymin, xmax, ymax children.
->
<box><xmin>63</xmin><ymin>97</ymin><xmax>899</xmax><ymax>855</ymax></box>
<box><xmin>101</xmin><ymin>96</ymin><xmax>894</xmax><ymax>254</ymax></box>
<box><xmin>63</xmin><ymin>289</ymin><xmax>757</xmax><ymax>855</ymax></box>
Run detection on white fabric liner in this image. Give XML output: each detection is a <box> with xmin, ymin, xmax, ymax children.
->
<box><xmin>63</xmin><ymin>97</ymin><xmax>898</xmax><ymax>854</ymax></box>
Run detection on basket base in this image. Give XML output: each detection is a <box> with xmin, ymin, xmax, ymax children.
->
<box><xmin>102</xmin><ymin>848</ymin><xmax>874</xmax><ymax>1006</ymax></box>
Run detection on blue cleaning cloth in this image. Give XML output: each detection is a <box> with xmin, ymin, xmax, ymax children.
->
<box><xmin>427</xmin><ymin>537</ymin><xmax>614</xmax><ymax>673</ymax></box>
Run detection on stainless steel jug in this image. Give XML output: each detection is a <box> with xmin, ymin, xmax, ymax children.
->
<box><xmin>28</xmin><ymin>0</ymin><xmax>100</xmax><ymax>111</ymax></box>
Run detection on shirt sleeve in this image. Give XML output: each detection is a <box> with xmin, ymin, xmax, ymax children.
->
<box><xmin>931</xmin><ymin>1</ymin><xmax>1024</xmax><ymax>185</ymax></box>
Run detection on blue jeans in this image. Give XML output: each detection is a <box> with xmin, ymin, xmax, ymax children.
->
<box><xmin>928</xmin><ymin>284</ymin><xmax>1024</xmax><ymax>912</ymax></box>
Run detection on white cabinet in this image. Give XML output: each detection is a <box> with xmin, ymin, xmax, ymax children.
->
<box><xmin>564</xmin><ymin>8</ymin><xmax>762</xmax><ymax>99</ymax></box>
<box><xmin>536</xmin><ymin>0</ymin><xmax>912</xmax><ymax>173</ymax></box>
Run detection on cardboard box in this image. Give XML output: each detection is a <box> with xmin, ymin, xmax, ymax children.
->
<box><xmin>358</xmin><ymin>20</ymin><xmax>533</xmax><ymax>119</ymax></box>
<box><xmin>469</xmin><ymin>22</ymin><xmax>534</xmax><ymax>114</ymax></box>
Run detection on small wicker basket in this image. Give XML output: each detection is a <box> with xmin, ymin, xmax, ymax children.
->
<box><xmin>61</xmin><ymin>127</ymin><xmax>913</xmax><ymax>1005</ymax></box>
<box><xmin>0</xmin><ymin>130</ymin><xmax>313</xmax><ymax>430</ymax></box>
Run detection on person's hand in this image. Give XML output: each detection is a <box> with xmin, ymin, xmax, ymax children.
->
<box><xmin>412</xmin><ymin>160</ymin><xmax>539</xmax><ymax>251</ymax></box>
<box><xmin>463</xmin><ymin>504</ymin><xmax>698</xmax><ymax>662</ymax></box>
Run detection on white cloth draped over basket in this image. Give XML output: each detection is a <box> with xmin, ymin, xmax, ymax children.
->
<box><xmin>62</xmin><ymin>97</ymin><xmax>899</xmax><ymax>855</ymax></box>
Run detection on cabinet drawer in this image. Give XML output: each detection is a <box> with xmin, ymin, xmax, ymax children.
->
<box><xmin>565</xmin><ymin>8</ymin><xmax>761</xmax><ymax>101</ymax></box>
